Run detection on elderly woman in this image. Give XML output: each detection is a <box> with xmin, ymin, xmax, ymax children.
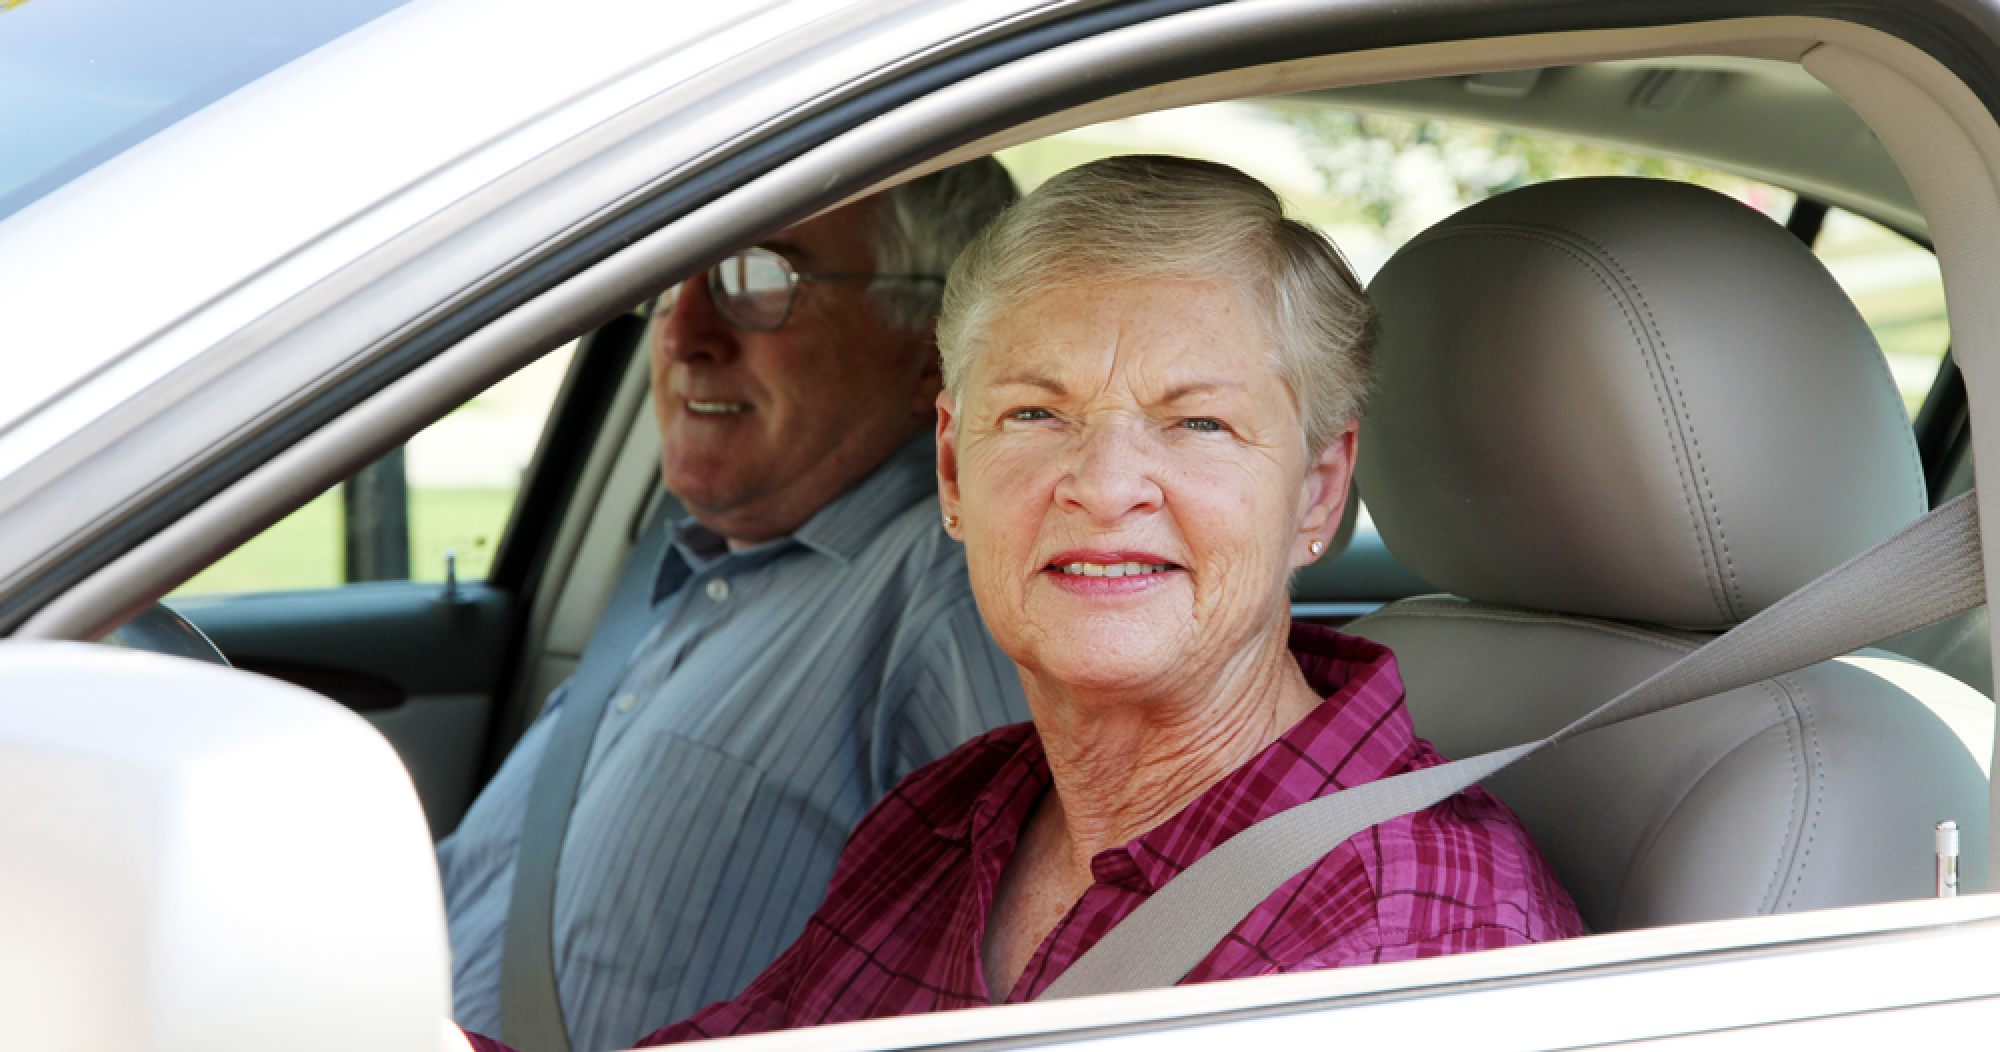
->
<box><xmin>463</xmin><ymin>156</ymin><xmax>1577</xmax><ymax>1052</ymax></box>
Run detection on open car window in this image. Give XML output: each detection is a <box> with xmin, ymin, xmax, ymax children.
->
<box><xmin>1002</xmin><ymin>98</ymin><xmax>1950</xmax><ymax>417</ymax></box>
<box><xmin>1001</xmin><ymin>99</ymin><xmax>1795</xmax><ymax>282</ymax></box>
<box><xmin>172</xmin><ymin>342</ymin><xmax>577</xmax><ymax>595</ymax></box>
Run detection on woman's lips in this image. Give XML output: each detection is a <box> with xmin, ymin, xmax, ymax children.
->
<box><xmin>1041</xmin><ymin>551</ymin><xmax>1183</xmax><ymax>596</ymax></box>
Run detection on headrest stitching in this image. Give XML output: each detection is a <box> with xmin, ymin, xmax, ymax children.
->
<box><xmin>1412</xmin><ymin>223</ymin><xmax>1738</xmax><ymax>622</ymax></box>
<box><xmin>1564</xmin><ymin>228</ymin><xmax>1745</xmax><ymax>622</ymax></box>
<box><xmin>1777</xmin><ymin>673</ymin><xmax>1825</xmax><ymax>914</ymax></box>
<box><xmin>1745</xmin><ymin>679</ymin><xmax>1801</xmax><ymax>915</ymax></box>
<box><xmin>1610</xmin><ymin>679</ymin><xmax>1792</xmax><ymax>928</ymax></box>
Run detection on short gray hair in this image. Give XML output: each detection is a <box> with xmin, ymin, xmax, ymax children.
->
<box><xmin>866</xmin><ymin>157</ymin><xmax>1021</xmax><ymax>331</ymax></box>
<box><xmin>937</xmin><ymin>155</ymin><xmax>1376</xmax><ymax>455</ymax></box>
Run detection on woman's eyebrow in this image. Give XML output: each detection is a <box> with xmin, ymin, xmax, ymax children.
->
<box><xmin>1159</xmin><ymin>380</ymin><xmax>1247</xmax><ymax>402</ymax></box>
<box><xmin>992</xmin><ymin>373</ymin><xmax>1067</xmax><ymax>396</ymax></box>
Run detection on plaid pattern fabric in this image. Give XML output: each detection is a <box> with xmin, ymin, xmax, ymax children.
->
<box><xmin>465</xmin><ymin>625</ymin><xmax>1580</xmax><ymax>1052</ymax></box>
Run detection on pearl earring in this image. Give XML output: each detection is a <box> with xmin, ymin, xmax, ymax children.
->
<box><xmin>1309</xmin><ymin>539</ymin><xmax>1325</xmax><ymax>556</ymax></box>
<box><xmin>945</xmin><ymin>515</ymin><xmax>959</xmax><ymax>531</ymax></box>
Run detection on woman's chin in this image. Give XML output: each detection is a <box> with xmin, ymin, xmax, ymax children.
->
<box><xmin>1019</xmin><ymin>622</ymin><xmax>1194</xmax><ymax>697</ymax></box>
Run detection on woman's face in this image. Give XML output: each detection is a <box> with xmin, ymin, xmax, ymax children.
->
<box><xmin>939</xmin><ymin>279</ymin><xmax>1355</xmax><ymax>705</ymax></box>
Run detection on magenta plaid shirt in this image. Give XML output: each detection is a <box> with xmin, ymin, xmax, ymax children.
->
<box><xmin>467</xmin><ymin>625</ymin><xmax>1579</xmax><ymax>1051</ymax></box>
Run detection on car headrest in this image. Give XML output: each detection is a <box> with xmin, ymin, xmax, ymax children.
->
<box><xmin>1357</xmin><ymin>177</ymin><xmax>1925</xmax><ymax>628</ymax></box>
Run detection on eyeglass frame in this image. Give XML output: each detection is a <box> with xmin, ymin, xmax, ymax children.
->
<box><xmin>703</xmin><ymin>245</ymin><xmax>944</xmax><ymax>332</ymax></box>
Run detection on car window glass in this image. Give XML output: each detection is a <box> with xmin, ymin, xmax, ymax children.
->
<box><xmin>1813</xmin><ymin>209</ymin><xmax>1949</xmax><ymax>418</ymax></box>
<box><xmin>170</xmin><ymin>343</ymin><xmax>577</xmax><ymax>596</ymax></box>
<box><xmin>0</xmin><ymin>0</ymin><xmax>411</xmax><ymax>225</ymax></box>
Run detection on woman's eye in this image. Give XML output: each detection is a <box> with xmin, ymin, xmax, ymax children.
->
<box><xmin>1181</xmin><ymin>417</ymin><xmax>1226</xmax><ymax>432</ymax></box>
<box><xmin>1006</xmin><ymin>408</ymin><xmax>1054</xmax><ymax>422</ymax></box>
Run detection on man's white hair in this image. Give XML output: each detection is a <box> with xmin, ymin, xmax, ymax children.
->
<box><xmin>867</xmin><ymin>157</ymin><xmax>1021</xmax><ymax>331</ymax></box>
<box><xmin>936</xmin><ymin>154</ymin><xmax>1376</xmax><ymax>455</ymax></box>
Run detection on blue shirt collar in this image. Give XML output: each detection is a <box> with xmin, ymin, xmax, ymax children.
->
<box><xmin>652</xmin><ymin>431</ymin><xmax>937</xmax><ymax>601</ymax></box>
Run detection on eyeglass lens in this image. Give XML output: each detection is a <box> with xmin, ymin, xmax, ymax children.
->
<box><xmin>710</xmin><ymin>247</ymin><xmax>798</xmax><ymax>331</ymax></box>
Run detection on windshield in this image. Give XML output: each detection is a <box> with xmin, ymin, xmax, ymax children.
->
<box><xmin>0</xmin><ymin>0</ymin><xmax>410</xmax><ymax>224</ymax></box>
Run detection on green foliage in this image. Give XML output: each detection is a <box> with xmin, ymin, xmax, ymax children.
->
<box><xmin>1266</xmin><ymin>104</ymin><xmax>1778</xmax><ymax>232</ymax></box>
<box><xmin>170</xmin><ymin>487</ymin><xmax>515</xmax><ymax>596</ymax></box>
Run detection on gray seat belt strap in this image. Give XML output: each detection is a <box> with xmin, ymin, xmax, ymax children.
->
<box><xmin>501</xmin><ymin>504</ymin><xmax>677</xmax><ymax>1052</ymax></box>
<box><xmin>1039</xmin><ymin>490</ymin><xmax>1985</xmax><ymax>1001</ymax></box>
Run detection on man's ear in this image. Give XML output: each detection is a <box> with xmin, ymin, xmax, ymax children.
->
<box><xmin>911</xmin><ymin>335</ymin><xmax>945</xmax><ymax>417</ymax></box>
<box><xmin>1293</xmin><ymin>423</ymin><xmax>1357</xmax><ymax>569</ymax></box>
<box><xmin>936</xmin><ymin>390</ymin><xmax>963</xmax><ymax>537</ymax></box>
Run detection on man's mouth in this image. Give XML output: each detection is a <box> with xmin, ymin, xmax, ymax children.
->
<box><xmin>1049</xmin><ymin>560</ymin><xmax>1178</xmax><ymax>578</ymax></box>
<box><xmin>686</xmin><ymin>399</ymin><xmax>751</xmax><ymax>415</ymax></box>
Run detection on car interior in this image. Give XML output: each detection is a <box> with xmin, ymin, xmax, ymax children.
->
<box><xmin>95</xmin><ymin>33</ymin><xmax>1996</xmax><ymax>1029</ymax></box>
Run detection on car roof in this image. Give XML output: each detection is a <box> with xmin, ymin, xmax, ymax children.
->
<box><xmin>1301</xmin><ymin>56</ymin><xmax>1923</xmax><ymax>238</ymax></box>
<box><xmin>0</xmin><ymin>0</ymin><xmax>961</xmax><ymax>446</ymax></box>
<box><xmin>0</xmin><ymin>8</ymin><xmax>1923</xmax><ymax>456</ymax></box>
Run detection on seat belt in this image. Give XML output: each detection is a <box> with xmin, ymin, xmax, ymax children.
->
<box><xmin>501</xmin><ymin>504</ymin><xmax>677</xmax><ymax>1052</ymax></box>
<box><xmin>1038</xmin><ymin>490</ymin><xmax>1986</xmax><ymax>1001</ymax></box>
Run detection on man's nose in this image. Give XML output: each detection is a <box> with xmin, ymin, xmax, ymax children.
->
<box><xmin>1054</xmin><ymin>418</ymin><xmax>1165</xmax><ymax>526</ymax></box>
<box><xmin>656</xmin><ymin>274</ymin><xmax>740</xmax><ymax>366</ymax></box>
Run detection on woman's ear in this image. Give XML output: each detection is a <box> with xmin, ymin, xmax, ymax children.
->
<box><xmin>1293</xmin><ymin>423</ymin><xmax>1357</xmax><ymax>569</ymax></box>
<box><xmin>936</xmin><ymin>390</ymin><xmax>963</xmax><ymax>538</ymax></box>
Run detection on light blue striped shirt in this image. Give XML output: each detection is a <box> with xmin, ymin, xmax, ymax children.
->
<box><xmin>438</xmin><ymin>435</ymin><xmax>1027</xmax><ymax>1051</ymax></box>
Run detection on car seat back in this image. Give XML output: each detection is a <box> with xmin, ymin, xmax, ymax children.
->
<box><xmin>1349</xmin><ymin>178</ymin><xmax>1990</xmax><ymax>930</ymax></box>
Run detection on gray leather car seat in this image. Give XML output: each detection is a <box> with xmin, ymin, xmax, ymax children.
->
<box><xmin>1347</xmin><ymin>177</ymin><xmax>1990</xmax><ymax>932</ymax></box>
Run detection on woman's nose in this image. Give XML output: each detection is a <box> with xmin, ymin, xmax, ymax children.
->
<box><xmin>656</xmin><ymin>275</ymin><xmax>740</xmax><ymax>366</ymax></box>
<box><xmin>1054</xmin><ymin>420</ymin><xmax>1165</xmax><ymax>525</ymax></box>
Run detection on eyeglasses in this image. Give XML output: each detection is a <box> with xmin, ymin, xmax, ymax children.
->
<box><xmin>706</xmin><ymin>246</ymin><xmax>943</xmax><ymax>332</ymax></box>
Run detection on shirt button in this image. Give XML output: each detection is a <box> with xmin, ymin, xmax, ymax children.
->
<box><xmin>613</xmin><ymin>692</ymin><xmax>637</xmax><ymax>714</ymax></box>
<box><xmin>706</xmin><ymin>578</ymin><xmax>730</xmax><ymax>601</ymax></box>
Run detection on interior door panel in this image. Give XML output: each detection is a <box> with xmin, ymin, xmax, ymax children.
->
<box><xmin>173</xmin><ymin>580</ymin><xmax>509</xmax><ymax>838</ymax></box>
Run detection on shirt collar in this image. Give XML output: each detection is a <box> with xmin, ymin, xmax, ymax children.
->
<box><xmin>942</xmin><ymin>626</ymin><xmax>1411</xmax><ymax>894</ymax></box>
<box><xmin>794</xmin><ymin>431</ymin><xmax>939</xmax><ymax>563</ymax></box>
<box><xmin>943</xmin><ymin>729</ymin><xmax>1048</xmax><ymax>846</ymax></box>
<box><xmin>650</xmin><ymin>431</ymin><xmax>939</xmax><ymax>600</ymax></box>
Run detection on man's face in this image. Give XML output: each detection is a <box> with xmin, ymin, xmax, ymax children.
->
<box><xmin>651</xmin><ymin>198</ymin><xmax>940</xmax><ymax>546</ymax></box>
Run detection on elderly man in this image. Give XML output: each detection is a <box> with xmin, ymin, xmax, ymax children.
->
<box><xmin>438</xmin><ymin>159</ymin><xmax>1026</xmax><ymax>1052</ymax></box>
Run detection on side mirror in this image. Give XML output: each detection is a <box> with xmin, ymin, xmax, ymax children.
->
<box><xmin>0</xmin><ymin>643</ymin><xmax>448</xmax><ymax>1051</ymax></box>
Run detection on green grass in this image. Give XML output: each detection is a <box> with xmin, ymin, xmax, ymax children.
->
<box><xmin>171</xmin><ymin>487</ymin><xmax>517</xmax><ymax>597</ymax></box>
<box><xmin>412</xmin><ymin>488</ymin><xmax>515</xmax><ymax>582</ymax></box>
<box><xmin>173</xmin><ymin>490</ymin><xmax>344</xmax><ymax>595</ymax></box>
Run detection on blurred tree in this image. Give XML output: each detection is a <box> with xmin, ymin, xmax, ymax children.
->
<box><xmin>1266</xmin><ymin>104</ymin><xmax>1781</xmax><ymax>236</ymax></box>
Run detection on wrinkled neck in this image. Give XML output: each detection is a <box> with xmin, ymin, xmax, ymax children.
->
<box><xmin>1025</xmin><ymin>622</ymin><xmax>1321</xmax><ymax>867</ymax></box>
